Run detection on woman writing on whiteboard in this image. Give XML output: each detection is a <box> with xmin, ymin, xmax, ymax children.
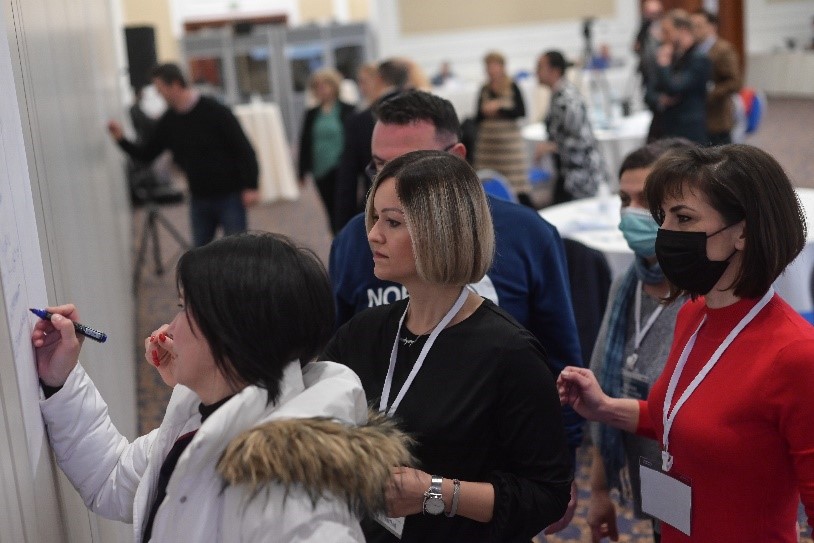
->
<box><xmin>558</xmin><ymin>145</ymin><xmax>814</xmax><ymax>542</ymax></box>
<box><xmin>31</xmin><ymin>232</ymin><xmax>411</xmax><ymax>542</ymax></box>
<box><xmin>322</xmin><ymin>150</ymin><xmax>572</xmax><ymax>542</ymax></box>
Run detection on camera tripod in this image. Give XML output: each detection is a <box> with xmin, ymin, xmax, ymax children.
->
<box><xmin>131</xmin><ymin>185</ymin><xmax>189</xmax><ymax>294</ymax></box>
<box><xmin>575</xmin><ymin>18</ymin><xmax>614</xmax><ymax>127</ymax></box>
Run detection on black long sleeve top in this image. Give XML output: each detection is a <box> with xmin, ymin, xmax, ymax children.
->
<box><xmin>117</xmin><ymin>96</ymin><xmax>258</xmax><ymax>199</ymax></box>
<box><xmin>322</xmin><ymin>298</ymin><xmax>572</xmax><ymax>542</ymax></box>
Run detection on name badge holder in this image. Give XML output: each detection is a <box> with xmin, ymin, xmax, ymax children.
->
<box><xmin>375</xmin><ymin>287</ymin><xmax>469</xmax><ymax>538</ymax></box>
<box><xmin>649</xmin><ymin>288</ymin><xmax>774</xmax><ymax>535</ymax></box>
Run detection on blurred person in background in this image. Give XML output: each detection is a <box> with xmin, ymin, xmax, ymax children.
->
<box><xmin>356</xmin><ymin>62</ymin><xmax>380</xmax><ymax>109</ymax></box>
<box><xmin>691</xmin><ymin>9</ymin><xmax>742</xmax><ymax>146</ymax></box>
<box><xmin>474</xmin><ymin>51</ymin><xmax>529</xmax><ymax>199</ymax></box>
<box><xmin>335</xmin><ymin>59</ymin><xmax>409</xmax><ymax>231</ymax></box>
<box><xmin>650</xmin><ymin>9</ymin><xmax>711</xmax><ymax>145</ymax></box>
<box><xmin>107</xmin><ymin>63</ymin><xmax>259</xmax><ymax>247</ymax></box>
<box><xmin>298</xmin><ymin>68</ymin><xmax>355</xmax><ymax>234</ymax></box>
<box><xmin>535</xmin><ymin>50</ymin><xmax>607</xmax><ymax>205</ymax></box>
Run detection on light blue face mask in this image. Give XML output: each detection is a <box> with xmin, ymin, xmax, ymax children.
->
<box><xmin>619</xmin><ymin>207</ymin><xmax>659</xmax><ymax>258</ymax></box>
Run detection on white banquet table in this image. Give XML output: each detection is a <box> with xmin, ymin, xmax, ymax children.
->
<box><xmin>522</xmin><ymin>110</ymin><xmax>652</xmax><ymax>190</ymax></box>
<box><xmin>234</xmin><ymin>102</ymin><xmax>299</xmax><ymax>204</ymax></box>
<box><xmin>540</xmin><ymin>188</ymin><xmax>814</xmax><ymax>322</ymax></box>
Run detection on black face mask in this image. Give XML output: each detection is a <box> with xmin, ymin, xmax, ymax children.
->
<box><xmin>655</xmin><ymin>225</ymin><xmax>737</xmax><ymax>295</ymax></box>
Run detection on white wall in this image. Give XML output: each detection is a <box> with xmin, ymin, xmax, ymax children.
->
<box><xmin>745</xmin><ymin>0</ymin><xmax>813</xmax><ymax>53</ymax></box>
<box><xmin>372</xmin><ymin>0</ymin><xmax>642</xmax><ymax>85</ymax></box>
<box><xmin>2</xmin><ymin>0</ymin><xmax>136</xmax><ymax>540</ymax></box>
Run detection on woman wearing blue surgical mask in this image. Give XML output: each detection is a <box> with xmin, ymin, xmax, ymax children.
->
<box><xmin>559</xmin><ymin>144</ymin><xmax>814</xmax><ymax>542</ymax></box>
<box><xmin>586</xmin><ymin>140</ymin><xmax>692</xmax><ymax>543</ymax></box>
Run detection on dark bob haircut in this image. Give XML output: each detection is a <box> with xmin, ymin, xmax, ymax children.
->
<box><xmin>175</xmin><ymin>232</ymin><xmax>334</xmax><ymax>404</ymax></box>
<box><xmin>618</xmin><ymin>137</ymin><xmax>695</xmax><ymax>178</ymax></box>
<box><xmin>645</xmin><ymin>144</ymin><xmax>806</xmax><ymax>299</ymax></box>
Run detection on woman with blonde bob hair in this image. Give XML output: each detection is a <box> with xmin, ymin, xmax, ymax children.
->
<box><xmin>323</xmin><ymin>150</ymin><xmax>572</xmax><ymax>543</ymax></box>
<box><xmin>299</xmin><ymin>67</ymin><xmax>354</xmax><ymax>233</ymax></box>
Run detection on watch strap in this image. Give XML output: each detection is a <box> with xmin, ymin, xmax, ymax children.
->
<box><xmin>445</xmin><ymin>478</ymin><xmax>461</xmax><ymax>517</ymax></box>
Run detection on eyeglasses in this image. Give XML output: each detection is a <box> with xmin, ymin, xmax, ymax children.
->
<box><xmin>364</xmin><ymin>142</ymin><xmax>459</xmax><ymax>181</ymax></box>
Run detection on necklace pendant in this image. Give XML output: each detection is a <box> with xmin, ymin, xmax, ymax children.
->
<box><xmin>399</xmin><ymin>336</ymin><xmax>417</xmax><ymax>346</ymax></box>
<box><xmin>626</xmin><ymin>352</ymin><xmax>638</xmax><ymax>368</ymax></box>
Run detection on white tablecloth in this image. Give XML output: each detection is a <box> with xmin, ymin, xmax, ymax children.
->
<box><xmin>540</xmin><ymin>188</ymin><xmax>814</xmax><ymax>321</ymax></box>
<box><xmin>234</xmin><ymin>102</ymin><xmax>299</xmax><ymax>204</ymax></box>
<box><xmin>522</xmin><ymin>110</ymin><xmax>652</xmax><ymax>191</ymax></box>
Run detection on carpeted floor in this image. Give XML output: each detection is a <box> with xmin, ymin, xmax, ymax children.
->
<box><xmin>133</xmin><ymin>97</ymin><xmax>814</xmax><ymax>542</ymax></box>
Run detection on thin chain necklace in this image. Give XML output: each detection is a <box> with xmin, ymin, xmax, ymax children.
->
<box><xmin>398</xmin><ymin>329</ymin><xmax>430</xmax><ymax>347</ymax></box>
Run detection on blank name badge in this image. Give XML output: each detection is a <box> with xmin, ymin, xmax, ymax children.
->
<box><xmin>639</xmin><ymin>456</ymin><xmax>692</xmax><ymax>536</ymax></box>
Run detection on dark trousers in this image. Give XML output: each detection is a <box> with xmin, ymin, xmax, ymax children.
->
<box><xmin>315</xmin><ymin>168</ymin><xmax>339</xmax><ymax>234</ymax></box>
<box><xmin>189</xmin><ymin>192</ymin><xmax>247</xmax><ymax>247</ymax></box>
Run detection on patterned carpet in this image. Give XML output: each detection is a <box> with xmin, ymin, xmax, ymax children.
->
<box><xmin>133</xmin><ymin>98</ymin><xmax>814</xmax><ymax>541</ymax></box>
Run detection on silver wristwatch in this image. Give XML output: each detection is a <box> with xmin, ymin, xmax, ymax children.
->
<box><xmin>422</xmin><ymin>475</ymin><xmax>445</xmax><ymax>515</ymax></box>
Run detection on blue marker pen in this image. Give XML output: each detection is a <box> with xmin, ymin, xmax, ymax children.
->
<box><xmin>29</xmin><ymin>308</ymin><xmax>108</xmax><ymax>343</ymax></box>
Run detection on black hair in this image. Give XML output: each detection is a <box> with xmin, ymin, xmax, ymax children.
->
<box><xmin>543</xmin><ymin>50</ymin><xmax>572</xmax><ymax>76</ymax></box>
<box><xmin>377</xmin><ymin>59</ymin><xmax>410</xmax><ymax>89</ymax></box>
<box><xmin>175</xmin><ymin>232</ymin><xmax>334</xmax><ymax>404</ymax></box>
<box><xmin>645</xmin><ymin>144</ymin><xmax>806</xmax><ymax>299</ymax></box>
<box><xmin>619</xmin><ymin>137</ymin><xmax>695</xmax><ymax>177</ymax></box>
<box><xmin>693</xmin><ymin>8</ymin><xmax>719</xmax><ymax>26</ymax></box>
<box><xmin>150</xmin><ymin>63</ymin><xmax>188</xmax><ymax>88</ymax></box>
<box><xmin>374</xmin><ymin>90</ymin><xmax>462</xmax><ymax>141</ymax></box>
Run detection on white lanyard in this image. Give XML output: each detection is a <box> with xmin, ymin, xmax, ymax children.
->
<box><xmin>660</xmin><ymin>288</ymin><xmax>774</xmax><ymax>472</ymax></box>
<box><xmin>379</xmin><ymin>288</ymin><xmax>469</xmax><ymax>416</ymax></box>
<box><xmin>626</xmin><ymin>281</ymin><xmax>666</xmax><ymax>369</ymax></box>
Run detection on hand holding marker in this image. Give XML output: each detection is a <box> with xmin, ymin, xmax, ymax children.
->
<box><xmin>29</xmin><ymin>308</ymin><xmax>107</xmax><ymax>343</ymax></box>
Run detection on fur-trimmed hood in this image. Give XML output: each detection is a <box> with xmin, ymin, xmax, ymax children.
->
<box><xmin>217</xmin><ymin>410</ymin><xmax>413</xmax><ymax>517</ymax></box>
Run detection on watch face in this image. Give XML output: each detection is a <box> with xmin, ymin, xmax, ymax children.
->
<box><xmin>424</xmin><ymin>496</ymin><xmax>445</xmax><ymax>515</ymax></box>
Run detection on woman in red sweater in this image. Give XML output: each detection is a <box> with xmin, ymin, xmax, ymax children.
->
<box><xmin>558</xmin><ymin>144</ymin><xmax>814</xmax><ymax>542</ymax></box>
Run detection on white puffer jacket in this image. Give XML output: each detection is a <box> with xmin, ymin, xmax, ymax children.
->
<box><xmin>41</xmin><ymin>361</ymin><xmax>411</xmax><ymax>542</ymax></box>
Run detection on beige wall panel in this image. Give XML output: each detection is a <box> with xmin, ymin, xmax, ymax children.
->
<box><xmin>348</xmin><ymin>0</ymin><xmax>371</xmax><ymax>20</ymax></box>
<box><xmin>398</xmin><ymin>0</ymin><xmax>614</xmax><ymax>34</ymax></box>
<box><xmin>300</xmin><ymin>0</ymin><xmax>334</xmax><ymax>22</ymax></box>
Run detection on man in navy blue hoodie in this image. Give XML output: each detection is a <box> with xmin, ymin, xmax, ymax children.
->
<box><xmin>328</xmin><ymin>90</ymin><xmax>584</xmax><ymax>534</ymax></box>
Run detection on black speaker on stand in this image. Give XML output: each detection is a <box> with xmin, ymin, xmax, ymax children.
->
<box><xmin>124</xmin><ymin>25</ymin><xmax>157</xmax><ymax>91</ymax></box>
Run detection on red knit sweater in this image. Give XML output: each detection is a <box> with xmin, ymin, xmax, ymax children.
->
<box><xmin>636</xmin><ymin>294</ymin><xmax>814</xmax><ymax>542</ymax></box>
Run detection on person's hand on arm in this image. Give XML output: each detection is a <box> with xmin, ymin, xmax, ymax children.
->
<box><xmin>106</xmin><ymin>120</ymin><xmax>124</xmax><ymax>142</ymax></box>
<box><xmin>542</xmin><ymin>480</ymin><xmax>578</xmax><ymax>535</ymax></box>
<box><xmin>241</xmin><ymin>188</ymin><xmax>260</xmax><ymax>208</ymax></box>
<box><xmin>32</xmin><ymin>304</ymin><xmax>84</xmax><ymax>388</ymax></box>
<box><xmin>481</xmin><ymin>99</ymin><xmax>502</xmax><ymax>118</ymax></box>
<box><xmin>534</xmin><ymin>141</ymin><xmax>558</xmax><ymax>162</ymax></box>
<box><xmin>587</xmin><ymin>446</ymin><xmax>619</xmax><ymax>542</ymax></box>
<box><xmin>557</xmin><ymin>366</ymin><xmax>640</xmax><ymax>432</ymax></box>
<box><xmin>386</xmin><ymin>467</ymin><xmax>495</xmax><ymax>522</ymax></box>
<box><xmin>656</xmin><ymin>43</ymin><xmax>674</xmax><ymax>68</ymax></box>
<box><xmin>144</xmin><ymin>324</ymin><xmax>177</xmax><ymax>387</ymax></box>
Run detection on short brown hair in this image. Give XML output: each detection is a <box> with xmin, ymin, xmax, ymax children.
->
<box><xmin>645</xmin><ymin>144</ymin><xmax>806</xmax><ymax>299</ymax></box>
<box><xmin>365</xmin><ymin>150</ymin><xmax>494</xmax><ymax>285</ymax></box>
<box><xmin>150</xmin><ymin>63</ymin><xmax>187</xmax><ymax>88</ymax></box>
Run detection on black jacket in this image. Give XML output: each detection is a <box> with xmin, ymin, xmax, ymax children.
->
<box><xmin>297</xmin><ymin>101</ymin><xmax>355</xmax><ymax>180</ymax></box>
